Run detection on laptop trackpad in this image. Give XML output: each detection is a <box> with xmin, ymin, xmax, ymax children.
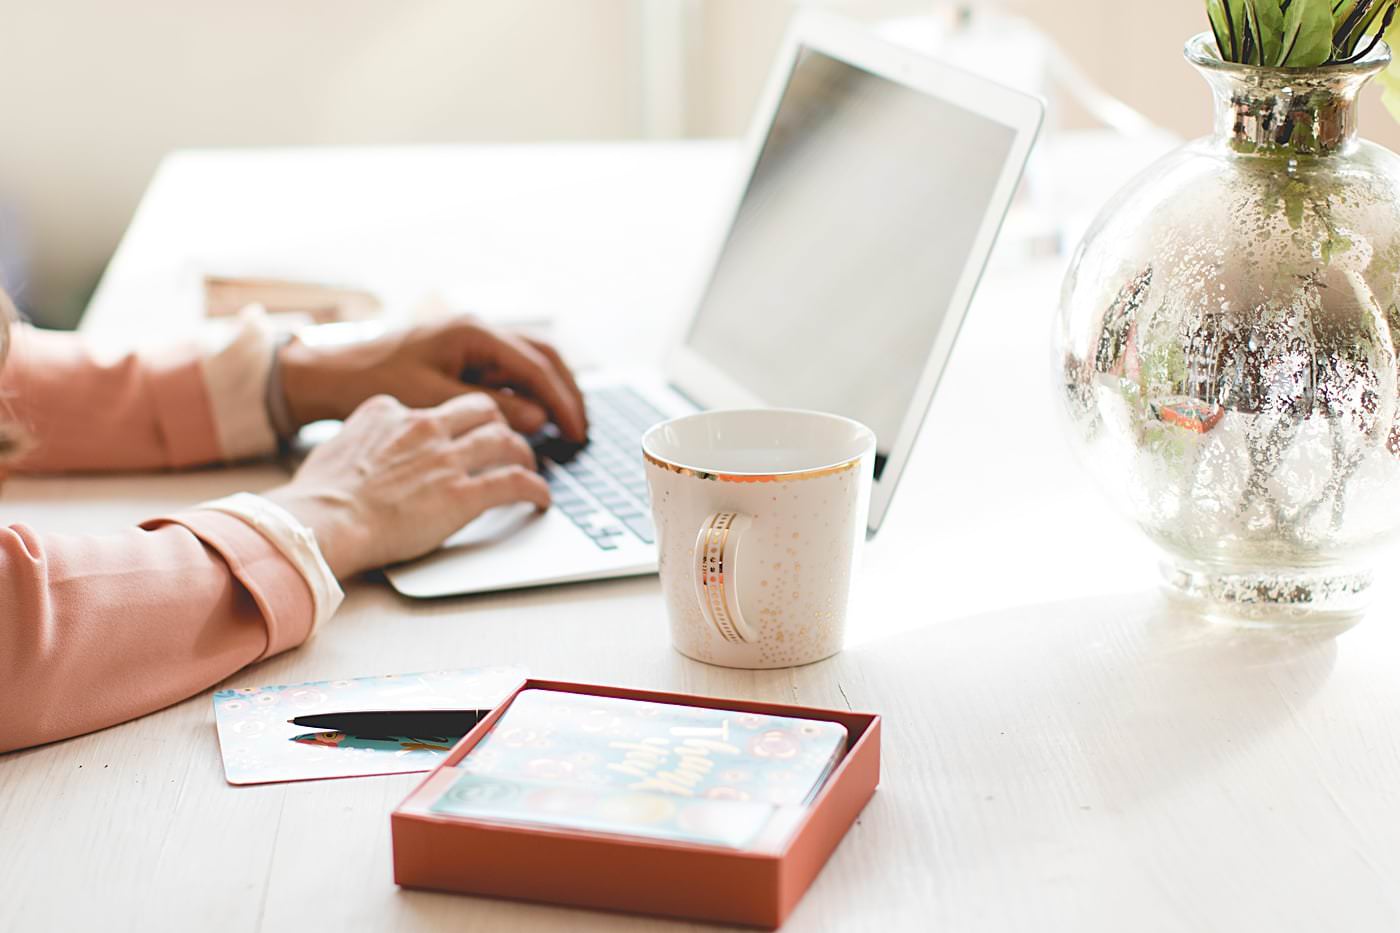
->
<box><xmin>443</xmin><ymin>502</ymin><xmax>540</xmax><ymax>549</ymax></box>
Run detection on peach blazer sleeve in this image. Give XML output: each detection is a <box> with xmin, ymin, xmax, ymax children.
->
<box><xmin>0</xmin><ymin>318</ymin><xmax>277</xmax><ymax>472</ymax></box>
<box><xmin>0</xmin><ymin>320</ymin><xmax>324</xmax><ymax>753</ymax></box>
<box><xmin>0</xmin><ymin>511</ymin><xmax>314</xmax><ymax>753</ymax></box>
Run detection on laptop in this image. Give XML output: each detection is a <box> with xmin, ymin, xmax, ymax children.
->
<box><xmin>385</xmin><ymin>12</ymin><xmax>1043</xmax><ymax>599</ymax></box>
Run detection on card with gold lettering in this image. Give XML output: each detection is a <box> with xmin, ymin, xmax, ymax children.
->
<box><xmin>427</xmin><ymin>689</ymin><xmax>848</xmax><ymax>848</ymax></box>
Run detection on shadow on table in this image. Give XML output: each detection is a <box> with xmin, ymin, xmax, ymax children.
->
<box><xmin>393</xmin><ymin>885</ymin><xmax>725</xmax><ymax>932</ymax></box>
<box><xmin>843</xmin><ymin>585</ymin><xmax>1341</xmax><ymax>801</ymax></box>
<box><xmin>801</xmin><ymin>588</ymin><xmax>1343</xmax><ymax>926</ymax></box>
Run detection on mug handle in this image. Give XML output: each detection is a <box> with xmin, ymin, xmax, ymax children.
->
<box><xmin>693</xmin><ymin>512</ymin><xmax>757</xmax><ymax>644</ymax></box>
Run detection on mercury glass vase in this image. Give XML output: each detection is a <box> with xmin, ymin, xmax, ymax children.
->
<box><xmin>1057</xmin><ymin>33</ymin><xmax>1400</xmax><ymax>625</ymax></box>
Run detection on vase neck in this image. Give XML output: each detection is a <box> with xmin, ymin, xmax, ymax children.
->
<box><xmin>1205</xmin><ymin>69</ymin><xmax>1371</xmax><ymax>157</ymax></box>
<box><xmin>1184</xmin><ymin>33</ymin><xmax>1387</xmax><ymax>159</ymax></box>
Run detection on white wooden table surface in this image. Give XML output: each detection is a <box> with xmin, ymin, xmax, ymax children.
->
<box><xmin>6</xmin><ymin>138</ymin><xmax>1400</xmax><ymax>933</ymax></box>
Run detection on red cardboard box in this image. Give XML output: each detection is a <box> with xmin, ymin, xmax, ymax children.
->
<box><xmin>391</xmin><ymin>678</ymin><xmax>881</xmax><ymax>929</ymax></box>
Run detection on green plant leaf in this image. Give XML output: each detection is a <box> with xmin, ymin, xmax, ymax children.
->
<box><xmin>1246</xmin><ymin>0</ymin><xmax>1286</xmax><ymax>64</ymax></box>
<box><xmin>1355</xmin><ymin>0</ymin><xmax>1392</xmax><ymax>38</ymax></box>
<box><xmin>1279</xmin><ymin>0</ymin><xmax>1334</xmax><ymax>64</ymax></box>
<box><xmin>1334</xmin><ymin>0</ymin><xmax>1397</xmax><ymax>58</ymax></box>
<box><xmin>1378</xmin><ymin>14</ymin><xmax>1400</xmax><ymax>123</ymax></box>
<box><xmin>1241</xmin><ymin>0</ymin><xmax>1262</xmax><ymax>61</ymax></box>
<box><xmin>1334</xmin><ymin>0</ymin><xmax>1377</xmax><ymax>54</ymax></box>
<box><xmin>1212</xmin><ymin>0</ymin><xmax>1249</xmax><ymax>58</ymax></box>
<box><xmin>1228</xmin><ymin>0</ymin><xmax>1251</xmax><ymax>49</ymax></box>
<box><xmin>1334</xmin><ymin>0</ymin><xmax>1359</xmax><ymax>29</ymax></box>
<box><xmin>1207</xmin><ymin>0</ymin><xmax>1233</xmax><ymax>56</ymax></box>
<box><xmin>1333</xmin><ymin>0</ymin><xmax>1362</xmax><ymax>51</ymax></box>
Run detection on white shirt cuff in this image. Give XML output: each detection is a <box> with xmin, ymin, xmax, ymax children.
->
<box><xmin>197</xmin><ymin>307</ymin><xmax>279</xmax><ymax>461</ymax></box>
<box><xmin>195</xmin><ymin>492</ymin><xmax>344</xmax><ymax>633</ymax></box>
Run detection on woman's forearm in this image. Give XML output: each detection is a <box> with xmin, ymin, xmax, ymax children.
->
<box><xmin>0</xmin><ymin>511</ymin><xmax>315</xmax><ymax>753</ymax></box>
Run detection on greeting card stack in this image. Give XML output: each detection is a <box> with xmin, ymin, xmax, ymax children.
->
<box><xmin>392</xmin><ymin>679</ymin><xmax>881</xmax><ymax>928</ymax></box>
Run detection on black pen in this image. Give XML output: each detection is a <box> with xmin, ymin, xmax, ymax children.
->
<box><xmin>287</xmin><ymin>709</ymin><xmax>491</xmax><ymax>737</ymax></box>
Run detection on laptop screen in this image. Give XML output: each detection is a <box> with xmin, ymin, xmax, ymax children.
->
<box><xmin>684</xmin><ymin>46</ymin><xmax>1018</xmax><ymax>480</ymax></box>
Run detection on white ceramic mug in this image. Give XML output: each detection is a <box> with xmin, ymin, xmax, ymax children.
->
<box><xmin>642</xmin><ymin>409</ymin><xmax>876</xmax><ymax>669</ymax></box>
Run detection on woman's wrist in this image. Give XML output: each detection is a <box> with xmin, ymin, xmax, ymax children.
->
<box><xmin>261</xmin><ymin>483</ymin><xmax>367</xmax><ymax>581</ymax></box>
<box><xmin>277</xmin><ymin>338</ymin><xmax>341</xmax><ymax>430</ymax></box>
<box><xmin>277</xmin><ymin>334</ymin><xmax>402</xmax><ymax>429</ymax></box>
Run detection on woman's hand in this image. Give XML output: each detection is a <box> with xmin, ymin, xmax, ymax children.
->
<box><xmin>277</xmin><ymin>317</ymin><xmax>588</xmax><ymax>442</ymax></box>
<box><xmin>264</xmin><ymin>392</ymin><xmax>549</xmax><ymax>579</ymax></box>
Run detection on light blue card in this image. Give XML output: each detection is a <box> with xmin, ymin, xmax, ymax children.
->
<box><xmin>212</xmin><ymin>666</ymin><xmax>526</xmax><ymax>784</ymax></box>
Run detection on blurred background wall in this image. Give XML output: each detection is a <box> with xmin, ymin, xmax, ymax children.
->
<box><xmin>6</xmin><ymin>0</ymin><xmax>1400</xmax><ymax>328</ymax></box>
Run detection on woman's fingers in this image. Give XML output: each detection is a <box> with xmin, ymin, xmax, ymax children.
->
<box><xmin>453</xmin><ymin>422</ymin><xmax>537</xmax><ymax>474</ymax></box>
<box><xmin>412</xmin><ymin>369</ymin><xmax>549</xmax><ymax>436</ymax></box>
<box><xmin>457</xmin><ymin>325</ymin><xmax>588</xmax><ymax>442</ymax></box>
<box><xmin>457</xmin><ymin>465</ymin><xmax>552</xmax><ymax>512</ymax></box>
<box><xmin>522</xmin><ymin>336</ymin><xmax>587</xmax><ymax>435</ymax></box>
<box><xmin>427</xmin><ymin>391</ymin><xmax>505</xmax><ymax>437</ymax></box>
<box><xmin>480</xmin><ymin>388</ymin><xmax>549</xmax><ymax>435</ymax></box>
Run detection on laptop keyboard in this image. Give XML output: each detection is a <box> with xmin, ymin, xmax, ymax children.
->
<box><xmin>543</xmin><ymin>386</ymin><xmax>669</xmax><ymax>550</ymax></box>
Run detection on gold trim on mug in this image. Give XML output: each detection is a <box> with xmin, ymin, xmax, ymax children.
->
<box><xmin>643</xmin><ymin>450</ymin><xmax>861</xmax><ymax>483</ymax></box>
<box><xmin>698</xmin><ymin>512</ymin><xmax>746</xmax><ymax>643</ymax></box>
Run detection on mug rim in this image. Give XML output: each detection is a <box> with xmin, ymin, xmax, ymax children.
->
<box><xmin>641</xmin><ymin>407</ymin><xmax>876</xmax><ymax>481</ymax></box>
